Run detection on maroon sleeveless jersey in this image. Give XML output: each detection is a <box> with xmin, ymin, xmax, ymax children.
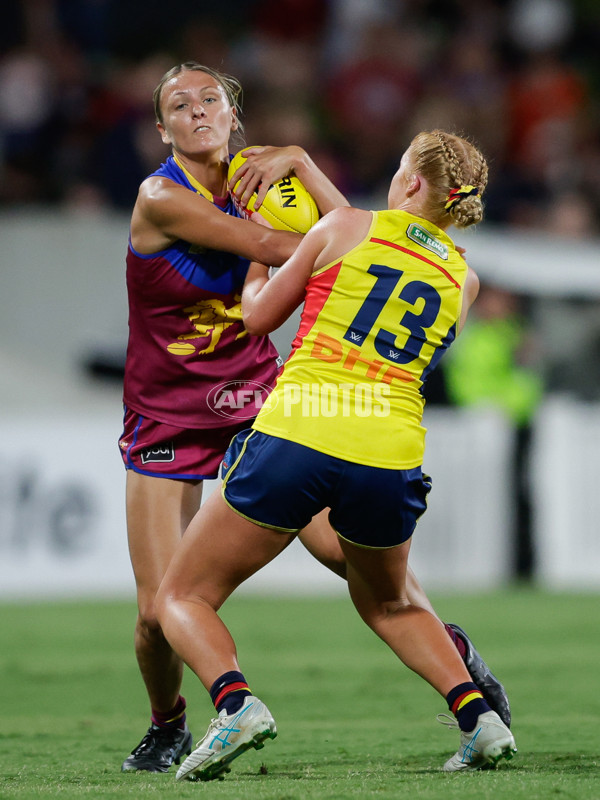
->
<box><xmin>123</xmin><ymin>156</ymin><xmax>280</xmax><ymax>429</ymax></box>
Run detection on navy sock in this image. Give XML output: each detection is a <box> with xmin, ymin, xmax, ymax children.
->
<box><xmin>151</xmin><ymin>694</ymin><xmax>187</xmax><ymax>729</ymax></box>
<box><xmin>209</xmin><ymin>671</ymin><xmax>252</xmax><ymax>715</ymax></box>
<box><xmin>446</xmin><ymin>682</ymin><xmax>490</xmax><ymax>732</ymax></box>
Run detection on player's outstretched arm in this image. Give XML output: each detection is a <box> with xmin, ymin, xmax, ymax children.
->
<box><xmin>242</xmin><ymin>219</ymin><xmax>328</xmax><ymax>335</ymax></box>
<box><xmin>242</xmin><ymin>207</ymin><xmax>370</xmax><ymax>335</ymax></box>
<box><xmin>132</xmin><ymin>176</ymin><xmax>302</xmax><ymax>267</ymax></box>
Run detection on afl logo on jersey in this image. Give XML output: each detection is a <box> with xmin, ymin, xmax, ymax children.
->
<box><xmin>207</xmin><ymin>380</ymin><xmax>276</xmax><ymax>419</ymax></box>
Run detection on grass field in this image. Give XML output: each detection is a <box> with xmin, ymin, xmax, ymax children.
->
<box><xmin>0</xmin><ymin>589</ymin><xmax>598</xmax><ymax>799</ymax></box>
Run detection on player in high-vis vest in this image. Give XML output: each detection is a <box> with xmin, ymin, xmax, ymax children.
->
<box><xmin>157</xmin><ymin>130</ymin><xmax>517</xmax><ymax>782</ymax></box>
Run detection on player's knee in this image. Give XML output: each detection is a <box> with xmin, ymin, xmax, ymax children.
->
<box><xmin>353</xmin><ymin>595</ymin><xmax>409</xmax><ymax>629</ymax></box>
<box><xmin>137</xmin><ymin>594</ymin><xmax>164</xmax><ymax>638</ymax></box>
<box><xmin>153</xmin><ymin>583</ymin><xmax>181</xmax><ymax>635</ymax></box>
<box><xmin>320</xmin><ymin>552</ymin><xmax>347</xmax><ymax>579</ymax></box>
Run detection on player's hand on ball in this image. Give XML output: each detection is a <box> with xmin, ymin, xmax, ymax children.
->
<box><xmin>228</xmin><ymin>146</ymin><xmax>303</xmax><ymax>210</ymax></box>
<box><xmin>228</xmin><ymin>147</ymin><xmax>319</xmax><ymax>233</ymax></box>
<box><xmin>248</xmin><ymin>211</ymin><xmax>273</xmax><ymax>228</ymax></box>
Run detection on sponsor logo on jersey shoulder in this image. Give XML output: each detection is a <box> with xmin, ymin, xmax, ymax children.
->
<box><xmin>406</xmin><ymin>223</ymin><xmax>448</xmax><ymax>261</ymax></box>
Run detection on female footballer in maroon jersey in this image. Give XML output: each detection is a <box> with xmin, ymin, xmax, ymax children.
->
<box><xmin>119</xmin><ymin>61</ymin><xmax>350</xmax><ymax>773</ymax></box>
<box><xmin>119</xmin><ymin>62</ymin><xmax>510</xmax><ymax>774</ymax></box>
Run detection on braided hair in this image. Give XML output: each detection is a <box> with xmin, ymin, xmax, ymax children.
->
<box><xmin>407</xmin><ymin>130</ymin><xmax>488</xmax><ymax>229</ymax></box>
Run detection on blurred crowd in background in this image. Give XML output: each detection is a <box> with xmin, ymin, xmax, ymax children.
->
<box><xmin>3</xmin><ymin>1</ymin><xmax>600</xmax><ymax>389</ymax></box>
<box><xmin>1</xmin><ymin>0</ymin><xmax>600</xmax><ymax>235</ymax></box>
<box><xmin>3</xmin><ymin>0</ymin><xmax>600</xmax><ymax>580</ymax></box>
<box><xmin>2</xmin><ymin>0</ymin><xmax>600</xmax><ymax>400</ymax></box>
<box><xmin>2</xmin><ymin>0</ymin><xmax>600</xmax><ymax>398</ymax></box>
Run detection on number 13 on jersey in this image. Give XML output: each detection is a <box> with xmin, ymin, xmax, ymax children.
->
<box><xmin>342</xmin><ymin>262</ymin><xmax>456</xmax><ymax>377</ymax></box>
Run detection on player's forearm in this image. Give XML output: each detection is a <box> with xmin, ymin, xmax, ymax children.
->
<box><xmin>244</xmin><ymin>226</ymin><xmax>302</xmax><ymax>268</ymax></box>
<box><xmin>291</xmin><ymin>149</ymin><xmax>350</xmax><ymax>216</ymax></box>
<box><xmin>242</xmin><ymin>263</ymin><xmax>271</xmax><ymax>334</ymax></box>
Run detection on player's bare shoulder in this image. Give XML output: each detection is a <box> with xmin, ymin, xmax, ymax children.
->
<box><xmin>310</xmin><ymin>206</ymin><xmax>373</xmax><ymax>269</ymax></box>
<box><xmin>325</xmin><ymin>205</ymin><xmax>370</xmax><ymax>224</ymax></box>
<box><xmin>130</xmin><ymin>176</ymin><xmax>191</xmax><ymax>252</ymax></box>
<box><xmin>309</xmin><ymin>206</ymin><xmax>370</xmax><ymax>239</ymax></box>
<box><xmin>132</xmin><ymin>174</ymin><xmax>220</xmax><ymax>252</ymax></box>
<box><xmin>324</xmin><ymin>206</ymin><xmax>372</xmax><ymax>239</ymax></box>
<box><xmin>135</xmin><ymin>175</ymin><xmax>190</xmax><ymax>220</ymax></box>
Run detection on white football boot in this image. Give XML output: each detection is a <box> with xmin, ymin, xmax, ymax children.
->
<box><xmin>176</xmin><ymin>696</ymin><xmax>277</xmax><ymax>782</ymax></box>
<box><xmin>439</xmin><ymin>710</ymin><xmax>517</xmax><ymax>771</ymax></box>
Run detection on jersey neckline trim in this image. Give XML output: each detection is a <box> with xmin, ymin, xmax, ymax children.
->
<box><xmin>173</xmin><ymin>154</ymin><xmax>215</xmax><ymax>202</ymax></box>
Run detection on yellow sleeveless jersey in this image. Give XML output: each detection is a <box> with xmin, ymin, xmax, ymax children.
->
<box><xmin>253</xmin><ymin>209</ymin><xmax>468</xmax><ymax>468</ymax></box>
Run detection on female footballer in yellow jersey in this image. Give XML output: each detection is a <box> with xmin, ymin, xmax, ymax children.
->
<box><xmin>157</xmin><ymin>130</ymin><xmax>517</xmax><ymax>781</ymax></box>
<box><xmin>252</xmin><ymin>207</ymin><xmax>469</xmax><ymax>469</ymax></box>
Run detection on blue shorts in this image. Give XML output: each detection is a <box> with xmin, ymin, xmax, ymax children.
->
<box><xmin>221</xmin><ymin>429</ymin><xmax>432</xmax><ymax>549</ymax></box>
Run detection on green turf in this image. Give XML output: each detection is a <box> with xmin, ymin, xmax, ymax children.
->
<box><xmin>0</xmin><ymin>589</ymin><xmax>599</xmax><ymax>799</ymax></box>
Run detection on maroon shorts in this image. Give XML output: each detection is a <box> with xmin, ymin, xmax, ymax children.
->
<box><xmin>118</xmin><ymin>407</ymin><xmax>251</xmax><ymax>480</ymax></box>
